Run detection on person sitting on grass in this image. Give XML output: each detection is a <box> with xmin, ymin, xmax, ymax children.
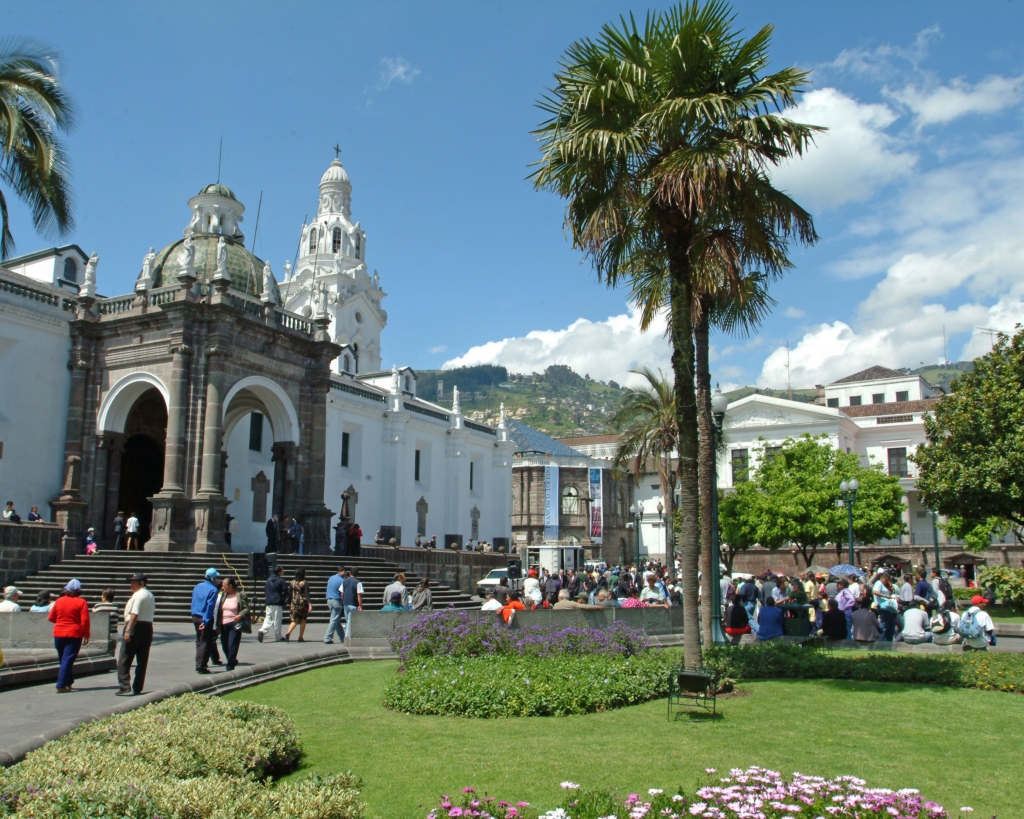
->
<box><xmin>381</xmin><ymin>591</ymin><xmax>406</xmax><ymax>612</ymax></box>
<box><xmin>755</xmin><ymin>596</ymin><xmax>784</xmax><ymax>641</ymax></box>
<box><xmin>851</xmin><ymin>600</ymin><xmax>881</xmax><ymax>644</ymax></box>
<box><xmin>819</xmin><ymin>598</ymin><xmax>848</xmax><ymax>642</ymax></box>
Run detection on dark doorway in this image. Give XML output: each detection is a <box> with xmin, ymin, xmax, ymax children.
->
<box><xmin>119</xmin><ymin>435</ymin><xmax>163</xmax><ymax>545</ymax></box>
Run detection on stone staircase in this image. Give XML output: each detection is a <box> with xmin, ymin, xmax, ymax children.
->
<box><xmin>11</xmin><ymin>552</ymin><xmax>478</xmax><ymax>624</ymax></box>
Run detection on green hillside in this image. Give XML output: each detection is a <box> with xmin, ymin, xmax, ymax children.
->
<box><xmin>909</xmin><ymin>361</ymin><xmax>973</xmax><ymax>392</ymax></box>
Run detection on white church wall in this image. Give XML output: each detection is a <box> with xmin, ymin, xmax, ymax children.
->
<box><xmin>0</xmin><ymin>299</ymin><xmax>72</xmax><ymax>520</ymax></box>
<box><xmin>224</xmin><ymin>410</ymin><xmax>276</xmax><ymax>552</ymax></box>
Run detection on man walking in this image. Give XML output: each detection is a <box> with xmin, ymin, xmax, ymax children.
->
<box><xmin>116</xmin><ymin>572</ymin><xmax>155</xmax><ymax>696</ymax></box>
<box><xmin>113</xmin><ymin>511</ymin><xmax>126</xmax><ymax>551</ymax></box>
<box><xmin>191</xmin><ymin>568</ymin><xmax>220</xmax><ymax>674</ymax></box>
<box><xmin>258</xmin><ymin>565</ymin><xmax>289</xmax><ymax>642</ymax></box>
<box><xmin>265</xmin><ymin>515</ymin><xmax>279</xmax><ymax>553</ymax></box>
<box><xmin>125</xmin><ymin>512</ymin><xmax>140</xmax><ymax>551</ymax></box>
<box><xmin>342</xmin><ymin>568</ymin><xmax>364</xmax><ymax>642</ymax></box>
<box><xmin>324</xmin><ymin>566</ymin><xmax>346</xmax><ymax>644</ymax></box>
<box><xmin>872</xmin><ymin>572</ymin><xmax>899</xmax><ymax>641</ymax></box>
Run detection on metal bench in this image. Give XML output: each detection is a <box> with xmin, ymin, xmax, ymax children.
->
<box><xmin>801</xmin><ymin>635</ymin><xmax>835</xmax><ymax>656</ymax></box>
<box><xmin>667</xmin><ymin>665</ymin><xmax>719</xmax><ymax>720</ymax></box>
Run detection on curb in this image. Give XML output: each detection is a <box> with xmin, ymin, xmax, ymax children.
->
<box><xmin>0</xmin><ymin>644</ymin><xmax>351</xmax><ymax>767</ymax></box>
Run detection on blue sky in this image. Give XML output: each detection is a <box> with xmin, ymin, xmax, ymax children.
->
<box><xmin>4</xmin><ymin>2</ymin><xmax>1023</xmax><ymax>389</ymax></box>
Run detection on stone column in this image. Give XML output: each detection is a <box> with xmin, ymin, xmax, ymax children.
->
<box><xmin>90</xmin><ymin>435</ymin><xmax>111</xmax><ymax>538</ymax></box>
<box><xmin>193</xmin><ymin>346</ymin><xmax>229</xmax><ymax>552</ymax></box>
<box><xmin>50</xmin><ymin>357</ymin><xmax>90</xmax><ymax>559</ymax></box>
<box><xmin>148</xmin><ymin>344</ymin><xmax>193</xmax><ymax>551</ymax></box>
<box><xmin>301</xmin><ymin>374</ymin><xmax>334</xmax><ymax>554</ymax></box>
<box><xmin>271</xmin><ymin>442</ymin><xmax>294</xmax><ymax>520</ymax></box>
<box><xmin>103</xmin><ymin>434</ymin><xmax>125</xmax><ymax>539</ymax></box>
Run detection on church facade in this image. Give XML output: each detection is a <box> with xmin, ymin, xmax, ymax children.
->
<box><xmin>0</xmin><ymin>159</ymin><xmax>514</xmax><ymax>554</ymax></box>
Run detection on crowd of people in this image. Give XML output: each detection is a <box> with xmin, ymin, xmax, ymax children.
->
<box><xmin>720</xmin><ymin>567</ymin><xmax>998</xmax><ymax>651</ymax></box>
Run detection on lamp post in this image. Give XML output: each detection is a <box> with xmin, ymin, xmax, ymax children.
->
<box><xmin>837</xmin><ymin>478</ymin><xmax>860</xmax><ymax>565</ymax></box>
<box><xmin>931</xmin><ymin>508</ymin><xmax>941</xmax><ymax>574</ymax></box>
<box><xmin>629</xmin><ymin>500</ymin><xmax>644</xmax><ymax>567</ymax></box>
<box><xmin>710</xmin><ymin>386</ymin><xmax>729</xmax><ymax>645</ymax></box>
<box><xmin>657</xmin><ymin>501</ymin><xmax>665</xmax><ymax>563</ymax></box>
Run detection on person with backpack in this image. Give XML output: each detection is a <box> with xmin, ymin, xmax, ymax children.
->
<box><xmin>958</xmin><ymin>596</ymin><xmax>996</xmax><ymax>651</ymax></box>
<box><xmin>931</xmin><ymin>606</ymin><xmax>961</xmax><ymax>646</ymax></box>
<box><xmin>930</xmin><ymin>568</ymin><xmax>957</xmax><ymax>612</ymax></box>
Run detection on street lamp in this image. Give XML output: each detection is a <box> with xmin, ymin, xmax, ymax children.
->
<box><xmin>629</xmin><ymin>500</ymin><xmax>644</xmax><ymax>567</ymax></box>
<box><xmin>837</xmin><ymin>478</ymin><xmax>860</xmax><ymax>565</ymax></box>
<box><xmin>931</xmin><ymin>508</ymin><xmax>941</xmax><ymax>575</ymax></box>
<box><xmin>710</xmin><ymin>385</ymin><xmax>729</xmax><ymax>645</ymax></box>
<box><xmin>657</xmin><ymin>501</ymin><xmax>665</xmax><ymax>563</ymax></box>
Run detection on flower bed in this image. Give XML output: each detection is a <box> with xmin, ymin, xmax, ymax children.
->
<box><xmin>427</xmin><ymin>768</ymin><xmax>967</xmax><ymax>818</ymax></box>
<box><xmin>384</xmin><ymin>651</ymin><xmax>673</xmax><ymax>717</ymax></box>
<box><xmin>0</xmin><ymin>694</ymin><xmax>365</xmax><ymax>818</ymax></box>
<box><xmin>390</xmin><ymin>610</ymin><xmax>649</xmax><ymax>662</ymax></box>
<box><xmin>704</xmin><ymin>641</ymin><xmax>1024</xmax><ymax>693</ymax></box>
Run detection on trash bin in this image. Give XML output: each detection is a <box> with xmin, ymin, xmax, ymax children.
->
<box><xmin>779</xmin><ymin>604</ymin><xmax>812</xmax><ymax>637</ymax></box>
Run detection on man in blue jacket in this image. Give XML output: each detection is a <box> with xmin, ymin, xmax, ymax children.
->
<box><xmin>191</xmin><ymin>568</ymin><xmax>220</xmax><ymax>673</ymax></box>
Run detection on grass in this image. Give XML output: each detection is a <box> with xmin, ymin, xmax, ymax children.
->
<box><xmin>228</xmin><ymin>660</ymin><xmax>1024</xmax><ymax>819</ymax></box>
<box><xmin>988</xmin><ymin>603</ymin><xmax>1024</xmax><ymax>623</ymax></box>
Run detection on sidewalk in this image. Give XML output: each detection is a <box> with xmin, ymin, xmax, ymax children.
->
<box><xmin>0</xmin><ymin>622</ymin><xmax>349</xmax><ymax>765</ymax></box>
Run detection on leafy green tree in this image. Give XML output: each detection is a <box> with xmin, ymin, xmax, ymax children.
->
<box><xmin>0</xmin><ymin>38</ymin><xmax>76</xmax><ymax>259</ymax></box>
<box><xmin>718</xmin><ymin>435</ymin><xmax>905</xmax><ymax>565</ymax></box>
<box><xmin>610</xmin><ymin>368</ymin><xmax>678</xmax><ymax>565</ymax></box>
<box><xmin>943</xmin><ymin>515</ymin><xmax>1017</xmax><ymax>554</ymax></box>
<box><xmin>914</xmin><ymin>327</ymin><xmax>1024</xmax><ymax>547</ymax></box>
<box><xmin>532</xmin><ymin>1</ymin><xmax>817</xmax><ymax>662</ymax></box>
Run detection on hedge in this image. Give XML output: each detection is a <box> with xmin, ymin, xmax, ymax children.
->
<box><xmin>703</xmin><ymin>642</ymin><xmax>1023</xmax><ymax>693</ymax></box>
<box><xmin>0</xmin><ymin>694</ymin><xmax>366</xmax><ymax>819</ymax></box>
<box><xmin>384</xmin><ymin>651</ymin><xmax>675</xmax><ymax>717</ymax></box>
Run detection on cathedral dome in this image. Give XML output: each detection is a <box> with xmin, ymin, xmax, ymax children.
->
<box><xmin>320</xmin><ymin>158</ymin><xmax>350</xmax><ymax>188</ymax></box>
<box><xmin>198</xmin><ymin>183</ymin><xmax>237</xmax><ymax>199</ymax></box>
<box><xmin>150</xmin><ymin>233</ymin><xmax>265</xmax><ymax>295</ymax></box>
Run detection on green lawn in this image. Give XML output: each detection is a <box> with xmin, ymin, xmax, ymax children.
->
<box><xmin>988</xmin><ymin>603</ymin><xmax>1024</xmax><ymax>623</ymax></box>
<box><xmin>229</xmin><ymin>660</ymin><xmax>1024</xmax><ymax>819</ymax></box>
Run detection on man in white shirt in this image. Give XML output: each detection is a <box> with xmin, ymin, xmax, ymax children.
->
<box><xmin>480</xmin><ymin>592</ymin><xmax>502</xmax><ymax>612</ymax></box>
<box><xmin>900</xmin><ymin>605</ymin><xmax>932</xmax><ymax>644</ymax></box>
<box><xmin>931</xmin><ymin>608</ymin><xmax>962</xmax><ymax>646</ymax></box>
<box><xmin>0</xmin><ymin>585</ymin><xmax>21</xmax><ymax>612</ymax></box>
<box><xmin>960</xmin><ymin>596</ymin><xmax>996</xmax><ymax>651</ymax></box>
<box><xmin>125</xmin><ymin>513</ymin><xmax>141</xmax><ymax>551</ymax></box>
<box><xmin>117</xmin><ymin>572</ymin><xmax>156</xmax><ymax>696</ymax></box>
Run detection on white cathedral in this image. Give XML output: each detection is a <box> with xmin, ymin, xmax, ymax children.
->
<box><xmin>0</xmin><ymin>157</ymin><xmax>515</xmax><ymax>553</ymax></box>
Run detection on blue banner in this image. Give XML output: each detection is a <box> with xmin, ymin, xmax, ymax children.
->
<box><xmin>543</xmin><ymin>464</ymin><xmax>559</xmax><ymax>541</ymax></box>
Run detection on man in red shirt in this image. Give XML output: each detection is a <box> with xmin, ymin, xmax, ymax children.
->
<box><xmin>48</xmin><ymin>579</ymin><xmax>90</xmax><ymax>692</ymax></box>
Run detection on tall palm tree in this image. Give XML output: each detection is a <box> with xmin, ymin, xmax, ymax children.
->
<box><xmin>0</xmin><ymin>38</ymin><xmax>76</xmax><ymax>259</ymax></box>
<box><xmin>609</xmin><ymin>367</ymin><xmax>678</xmax><ymax>566</ymax></box>
<box><xmin>532</xmin><ymin>2</ymin><xmax>818</xmax><ymax>663</ymax></box>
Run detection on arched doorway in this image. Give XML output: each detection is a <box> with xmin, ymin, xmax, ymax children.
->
<box><xmin>117</xmin><ymin>389</ymin><xmax>167</xmax><ymax>545</ymax></box>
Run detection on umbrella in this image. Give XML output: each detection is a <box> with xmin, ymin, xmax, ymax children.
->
<box><xmin>829</xmin><ymin>563</ymin><xmax>864</xmax><ymax>577</ymax></box>
<box><xmin>806</xmin><ymin>564</ymin><xmax>831</xmax><ymax>576</ymax></box>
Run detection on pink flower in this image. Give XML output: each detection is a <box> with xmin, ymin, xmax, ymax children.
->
<box><xmin>463</xmin><ymin>788</ymin><xmax>476</xmax><ymax>794</ymax></box>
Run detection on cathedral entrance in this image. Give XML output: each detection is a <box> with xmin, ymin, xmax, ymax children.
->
<box><xmin>118</xmin><ymin>388</ymin><xmax>167</xmax><ymax>546</ymax></box>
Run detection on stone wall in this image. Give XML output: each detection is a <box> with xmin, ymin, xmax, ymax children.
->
<box><xmin>360</xmin><ymin>545</ymin><xmax>508</xmax><ymax>594</ymax></box>
<box><xmin>0</xmin><ymin>522</ymin><xmax>64</xmax><ymax>587</ymax></box>
<box><xmin>0</xmin><ymin>610</ymin><xmax>110</xmax><ymax>650</ymax></box>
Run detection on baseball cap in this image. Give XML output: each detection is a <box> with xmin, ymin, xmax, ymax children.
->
<box><xmin>3</xmin><ymin>585</ymin><xmax>19</xmax><ymax>599</ymax></box>
<box><xmin>205</xmin><ymin>568</ymin><xmax>220</xmax><ymax>579</ymax></box>
<box><xmin>64</xmin><ymin>579</ymin><xmax>82</xmax><ymax>592</ymax></box>
<box><xmin>126</xmin><ymin>572</ymin><xmax>148</xmax><ymax>583</ymax></box>
<box><xmin>971</xmin><ymin>595</ymin><xmax>987</xmax><ymax>606</ymax></box>
<box><xmin>390</xmin><ymin>591</ymin><xmax>403</xmax><ymax>604</ymax></box>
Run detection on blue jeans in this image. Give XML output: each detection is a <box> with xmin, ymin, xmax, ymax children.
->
<box><xmin>324</xmin><ymin>599</ymin><xmax>343</xmax><ymax>643</ymax></box>
<box><xmin>879</xmin><ymin>608</ymin><xmax>897</xmax><ymax>641</ymax></box>
<box><xmin>344</xmin><ymin>604</ymin><xmax>359</xmax><ymax>641</ymax></box>
<box><xmin>743</xmin><ymin>601</ymin><xmax>758</xmax><ymax>634</ymax></box>
<box><xmin>220</xmin><ymin>625</ymin><xmax>241</xmax><ymax>670</ymax></box>
<box><xmin>844</xmin><ymin>611</ymin><xmax>853</xmax><ymax>639</ymax></box>
<box><xmin>54</xmin><ymin>636</ymin><xmax>82</xmax><ymax>689</ymax></box>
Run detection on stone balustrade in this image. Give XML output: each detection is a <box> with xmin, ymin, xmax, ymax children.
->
<box><xmin>0</xmin><ymin>522</ymin><xmax>64</xmax><ymax>588</ymax></box>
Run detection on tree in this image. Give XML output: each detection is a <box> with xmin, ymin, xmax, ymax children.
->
<box><xmin>718</xmin><ymin>435</ymin><xmax>905</xmax><ymax>565</ymax></box>
<box><xmin>914</xmin><ymin>326</ymin><xmax>1024</xmax><ymax>547</ymax></box>
<box><xmin>0</xmin><ymin>38</ymin><xmax>76</xmax><ymax>259</ymax></box>
<box><xmin>532</xmin><ymin>2</ymin><xmax>817</xmax><ymax>663</ymax></box>
<box><xmin>610</xmin><ymin>368</ymin><xmax>678</xmax><ymax>566</ymax></box>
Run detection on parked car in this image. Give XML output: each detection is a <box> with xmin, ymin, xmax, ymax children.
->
<box><xmin>476</xmin><ymin>568</ymin><xmax>509</xmax><ymax>597</ymax></box>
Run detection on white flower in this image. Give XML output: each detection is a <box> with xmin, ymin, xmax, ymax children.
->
<box><xmin>649</xmin><ymin>789</ymin><xmax>664</xmax><ymax>796</ymax></box>
<box><xmin>960</xmin><ymin>809</ymin><xmax>974</xmax><ymax>813</ymax></box>
<box><xmin>561</xmin><ymin>781</ymin><xmax>581</xmax><ymax>790</ymax></box>
<box><xmin>540</xmin><ymin>810</ymin><xmax>571</xmax><ymax>819</ymax></box>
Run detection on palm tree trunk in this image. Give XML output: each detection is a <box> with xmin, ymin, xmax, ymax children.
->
<box><xmin>695</xmin><ymin>305</ymin><xmax>714</xmax><ymax>647</ymax></box>
<box><xmin>668</xmin><ymin>247</ymin><xmax>701</xmax><ymax>666</ymax></box>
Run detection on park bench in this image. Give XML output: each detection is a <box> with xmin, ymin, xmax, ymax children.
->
<box><xmin>667</xmin><ymin>665</ymin><xmax>719</xmax><ymax>720</ymax></box>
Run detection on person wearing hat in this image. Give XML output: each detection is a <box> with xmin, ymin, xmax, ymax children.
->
<box><xmin>0</xmin><ymin>586</ymin><xmax>21</xmax><ymax>612</ymax></box>
<box><xmin>84</xmin><ymin>527</ymin><xmax>98</xmax><ymax>556</ymax></box>
<box><xmin>381</xmin><ymin>591</ymin><xmax>406</xmax><ymax>612</ymax></box>
<box><xmin>191</xmin><ymin>568</ymin><xmax>221</xmax><ymax>673</ymax></box>
<box><xmin>959</xmin><ymin>595</ymin><xmax>997</xmax><ymax>651</ymax></box>
<box><xmin>48</xmin><ymin>580</ymin><xmax>90</xmax><ymax>692</ymax></box>
<box><xmin>117</xmin><ymin>573</ymin><xmax>155</xmax><ymax>695</ymax></box>
<box><xmin>258</xmin><ymin>565</ymin><xmax>289</xmax><ymax>643</ymax></box>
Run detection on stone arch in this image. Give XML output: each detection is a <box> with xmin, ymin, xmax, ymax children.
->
<box><xmin>97</xmin><ymin>372</ymin><xmax>170</xmax><ymax>434</ymax></box>
<box><xmin>222</xmin><ymin>376</ymin><xmax>299</xmax><ymax>445</ymax></box>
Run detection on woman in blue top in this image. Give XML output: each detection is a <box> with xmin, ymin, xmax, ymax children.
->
<box><xmin>756</xmin><ymin>597</ymin><xmax>785</xmax><ymax>641</ymax></box>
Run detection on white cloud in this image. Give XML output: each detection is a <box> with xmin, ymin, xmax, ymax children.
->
<box><xmin>888</xmin><ymin>74</ymin><xmax>1024</xmax><ymax>127</ymax></box>
<box><xmin>783</xmin><ymin>306</ymin><xmax>805</xmax><ymax>318</ymax></box>
<box><xmin>377</xmin><ymin>57</ymin><xmax>420</xmax><ymax>90</ymax></box>
<box><xmin>428</xmin><ymin>344</ymin><xmax>446</xmax><ymax>354</ymax></box>
<box><xmin>442</xmin><ymin>304</ymin><xmax>671</xmax><ymax>386</ymax></box>
<box><xmin>771</xmin><ymin>88</ymin><xmax>917</xmax><ymax>210</ymax></box>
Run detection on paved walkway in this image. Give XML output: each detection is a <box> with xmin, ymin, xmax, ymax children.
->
<box><xmin>0</xmin><ymin>623</ymin><xmax>349</xmax><ymax>764</ymax></box>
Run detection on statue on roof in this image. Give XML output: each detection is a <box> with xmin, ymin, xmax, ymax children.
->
<box><xmin>391</xmin><ymin>364</ymin><xmax>400</xmax><ymax>395</ymax></box>
<box><xmin>215</xmin><ymin>236</ymin><xmax>228</xmax><ymax>278</ymax></box>
<box><xmin>283</xmin><ymin>260</ymin><xmax>292</xmax><ymax>282</ymax></box>
<box><xmin>137</xmin><ymin>247</ymin><xmax>155</xmax><ymax>291</ymax></box>
<box><xmin>373</xmin><ymin>269</ymin><xmax>380</xmax><ymax>289</ymax></box>
<box><xmin>312</xmin><ymin>280</ymin><xmax>329</xmax><ymax>317</ymax></box>
<box><xmin>499</xmin><ymin>403</ymin><xmax>506</xmax><ymax>428</ymax></box>
<box><xmin>180</xmin><ymin>230</ymin><xmax>196</xmax><ymax>279</ymax></box>
<box><xmin>261</xmin><ymin>260</ymin><xmax>280</xmax><ymax>305</ymax></box>
<box><xmin>452</xmin><ymin>386</ymin><xmax>461</xmax><ymax>415</ymax></box>
<box><xmin>333</xmin><ymin>250</ymin><xmax>345</xmax><ymax>276</ymax></box>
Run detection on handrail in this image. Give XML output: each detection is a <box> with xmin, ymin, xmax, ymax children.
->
<box><xmin>0</xmin><ymin>276</ymin><xmax>65</xmax><ymax>309</ymax></box>
<box><xmin>96</xmin><ymin>294</ymin><xmax>136</xmax><ymax>315</ymax></box>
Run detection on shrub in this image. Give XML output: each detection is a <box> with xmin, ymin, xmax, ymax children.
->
<box><xmin>952</xmin><ymin>586</ymin><xmax>979</xmax><ymax>601</ymax></box>
<box><xmin>979</xmin><ymin>565</ymin><xmax>1024</xmax><ymax>608</ymax></box>
<box><xmin>0</xmin><ymin>694</ymin><xmax>366</xmax><ymax>819</ymax></box>
<box><xmin>703</xmin><ymin>641</ymin><xmax>1024</xmax><ymax>693</ymax></box>
<box><xmin>390</xmin><ymin>610</ymin><xmax>648</xmax><ymax>662</ymax></box>
<box><xmin>383</xmin><ymin>651</ymin><xmax>674</xmax><ymax>718</ymax></box>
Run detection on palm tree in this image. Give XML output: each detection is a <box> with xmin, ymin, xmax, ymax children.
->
<box><xmin>0</xmin><ymin>38</ymin><xmax>76</xmax><ymax>259</ymax></box>
<box><xmin>532</xmin><ymin>2</ymin><xmax>818</xmax><ymax>663</ymax></box>
<box><xmin>609</xmin><ymin>367</ymin><xmax>678</xmax><ymax>567</ymax></box>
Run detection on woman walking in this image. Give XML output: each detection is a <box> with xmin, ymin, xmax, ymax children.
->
<box><xmin>285</xmin><ymin>568</ymin><xmax>311</xmax><ymax>642</ymax></box>
<box><xmin>411</xmin><ymin>577</ymin><xmax>432</xmax><ymax>611</ymax></box>
<box><xmin>48</xmin><ymin>579</ymin><xmax>90</xmax><ymax>692</ymax></box>
<box><xmin>217</xmin><ymin>577</ymin><xmax>249</xmax><ymax>671</ymax></box>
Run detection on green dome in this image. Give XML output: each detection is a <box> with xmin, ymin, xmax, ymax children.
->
<box><xmin>151</xmin><ymin>234</ymin><xmax>265</xmax><ymax>295</ymax></box>
<box><xmin>198</xmin><ymin>183</ymin><xmax>236</xmax><ymax>199</ymax></box>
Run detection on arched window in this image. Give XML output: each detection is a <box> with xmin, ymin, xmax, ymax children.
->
<box><xmin>308</xmin><ymin>227</ymin><xmax>317</xmax><ymax>254</ymax></box>
<box><xmin>332</xmin><ymin>227</ymin><xmax>342</xmax><ymax>254</ymax></box>
<box><xmin>342</xmin><ymin>354</ymin><xmax>351</xmax><ymax>373</ymax></box>
<box><xmin>561</xmin><ymin>485</ymin><xmax>579</xmax><ymax>515</ymax></box>
<box><xmin>404</xmin><ymin>376</ymin><xmax>411</xmax><ymax>392</ymax></box>
<box><xmin>62</xmin><ymin>257</ymin><xmax>77</xmax><ymax>283</ymax></box>
<box><xmin>354</xmin><ymin>232</ymin><xmax>361</xmax><ymax>259</ymax></box>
